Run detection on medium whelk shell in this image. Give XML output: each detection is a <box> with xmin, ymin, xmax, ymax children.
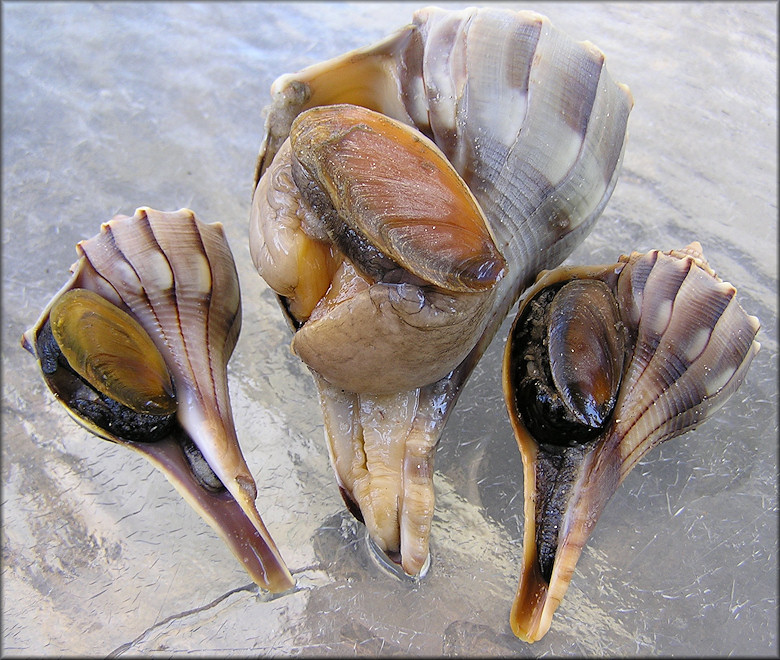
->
<box><xmin>503</xmin><ymin>242</ymin><xmax>760</xmax><ymax>641</ymax></box>
<box><xmin>250</xmin><ymin>5</ymin><xmax>633</xmax><ymax>575</ymax></box>
<box><xmin>22</xmin><ymin>207</ymin><xmax>293</xmax><ymax>593</ymax></box>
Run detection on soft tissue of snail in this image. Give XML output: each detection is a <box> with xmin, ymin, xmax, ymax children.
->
<box><xmin>250</xmin><ymin>5</ymin><xmax>633</xmax><ymax>577</ymax></box>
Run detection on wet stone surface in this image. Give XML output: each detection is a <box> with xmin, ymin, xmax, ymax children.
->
<box><xmin>2</xmin><ymin>2</ymin><xmax>777</xmax><ymax>656</ymax></box>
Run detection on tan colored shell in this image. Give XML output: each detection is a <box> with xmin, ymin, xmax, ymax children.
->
<box><xmin>23</xmin><ymin>207</ymin><xmax>293</xmax><ymax>593</ymax></box>
<box><xmin>503</xmin><ymin>242</ymin><xmax>760</xmax><ymax>641</ymax></box>
<box><xmin>250</xmin><ymin>5</ymin><xmax>633</xmax><ymax>576</ymax></box>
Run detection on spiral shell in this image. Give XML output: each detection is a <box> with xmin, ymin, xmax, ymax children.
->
<box><xmin>503</xmin><ymin>242</ymin><xmax>760</xmax><ymax>641</ymax></box>
<box><xmin>23</xmin><ymin>207</ymin><xmax>293</xmax><ymax>593</ymax></box>
<box><xmin>250</xmin><ymin>6</ymin><xmax>633</xmax><ymax>576</ymax></box>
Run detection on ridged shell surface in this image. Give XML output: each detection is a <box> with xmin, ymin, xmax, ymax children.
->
<box><xmin>23</xmin><ymin>207</ymin><xmax>293</xmax><ymax>593</ymax></box>
<box><xmin>60</xmin><ymin>208</ymin><xmax>245</xmax><ymax>489</ymax></box>
<box><xmin>503</xmin><ymin>243</ymin><xmax>761</xmax><ymax>642</ymax></box>
<box><xmin>251</xmin><ymin>6</ymin><xmax>633</xmax><ymax>577</ymax></box>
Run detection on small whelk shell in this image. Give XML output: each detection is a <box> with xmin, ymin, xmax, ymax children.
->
<box><xmin>503</xmin><ymin>242</ymin><xmax>760</xmax><ymax>641</ymax></box>
<box><xmin>22</xmin><ymin>207</ymin><xmax>293</xmax><ymax>593</ymax></box>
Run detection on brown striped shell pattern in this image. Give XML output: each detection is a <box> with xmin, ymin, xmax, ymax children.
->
<box><xmin>250</xmin><ymin>5</ymin><xmax>634</xmax><ymax>580</ymax></box>
<box><xmin>22</xmin><ymin>207</ymin><xmax>293</xmax><ymax>594</ymax></box>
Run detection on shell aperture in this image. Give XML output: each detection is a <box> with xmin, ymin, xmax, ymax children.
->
<box><xmin>503</xmin><ymin>243</ymin><xmax>760</xmax><ymax>642</ymax></box>
<box><xmin>251</xmin><ymin>5</ymin><xmax>633</xmax><ymax>577</ymax></box>
<box><xmin>23</xmin><ymin>207</ymin><xmax>293</xmax><ymax>594</ymax></box>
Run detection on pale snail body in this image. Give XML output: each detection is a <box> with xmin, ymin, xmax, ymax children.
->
<box><xmin>23</xmin><ymin>207</ymin><xmax>293</xmax><ymax>593</ymax></box>
<box><xmin>250</xmin><ymin>6</ymin><xmax>633</xmax><ymax>576</ymax></box>
<box><xmin>503</xmin><ymin>243</ymin><xmax>761</xmax><ymax>642</ymax></box>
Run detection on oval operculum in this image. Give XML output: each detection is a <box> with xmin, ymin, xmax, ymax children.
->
<box><xmin>511</xmin><ymin>279</ymin><xmax>626</xmax><ymax>448</ymax></box>
<box><xmin>37</xmin><ymin>288</ymin><xmax>178</xmax><ymax>443</ymax></box>
<box><xmin>288</xmin><ymin>104</ymin><xmax>506</xmax><ymax>294</ymax></box>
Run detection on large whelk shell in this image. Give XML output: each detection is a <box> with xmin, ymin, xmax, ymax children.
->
<box><xmin>22</xmin><ymin>207</ymin><xmax>293</xmax><ymax>593</ymax></box>
<box><xmin>250</xmin><ymin>6</ymin><xmax>633</xmax><ymax>576</ymax></box>
<box><xmin>502</xmin><ymin>242</ymin><xmax>760</xmax><ymax>642</ymax></box>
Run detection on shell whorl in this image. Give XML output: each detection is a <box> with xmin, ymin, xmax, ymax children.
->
<box><xmin>399</xmin><ymin>7</ymin><xmax>634</xmax><ymax>295</ymax></box>
<box><xmin>611</xmin><ymin>246</ymin><xmax>761</xmax><ymax>478</ymax></box>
